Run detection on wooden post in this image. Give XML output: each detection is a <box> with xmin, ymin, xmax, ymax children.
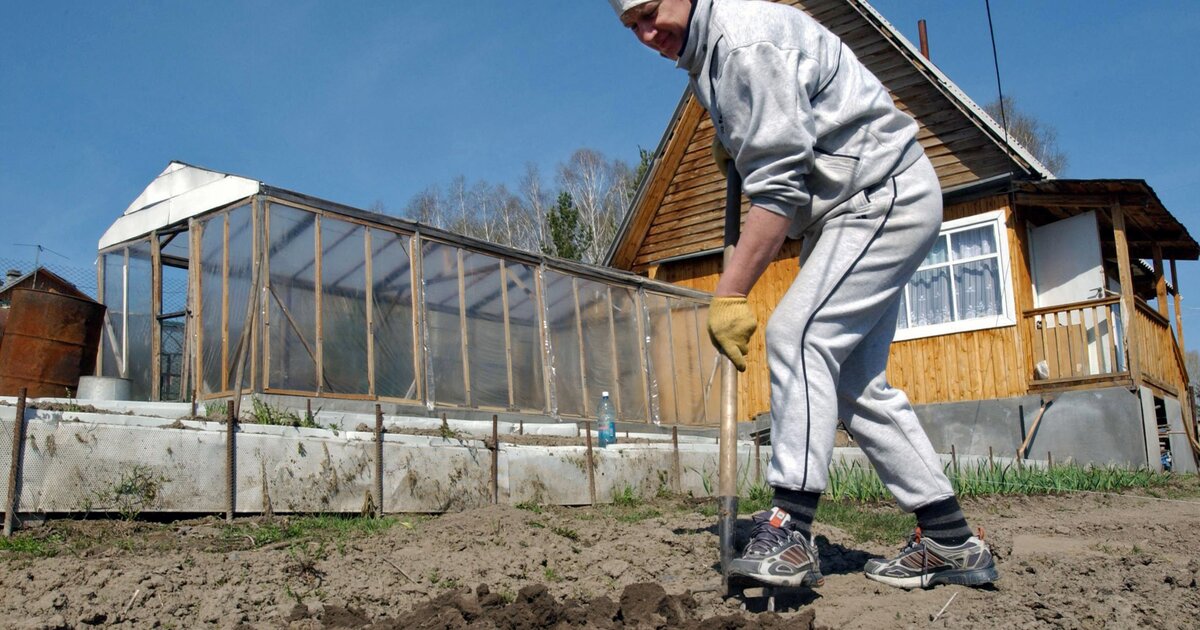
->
<box><xmin>4</xmin><ymin>389</ymin><xmax>28</xmax><ymax>537</ymax></box>
<box><xmin>584</xmin><ymin>421</ymin><xmax>596</xmax><ymax>505</ymax></box>
<box><xmin>1171</xmin><ymin>260</ymin><xmax>1185</xmax><ymax>351</ymax></box>
<box><xmin>365</xmin><ymin>229</ymin><xmax>376</xmax><ymax>397</ymax></box>
<box><xmin>151</xmin><ymin>230</ymin><xmax>163</xmax><ymax>401</ymax></box>
<box><xmin>306</xmin><ymin>399</ymin><xmax>313</xmax><ymax>426</ymax></box>
<box><xmin>491</xmin><ymin>414</ymin><xmax>499</xmax><ymax>505</ymax></box>
<box><xmin>519</xmin><ymin>418</ymin><xmax>524</xmax><ymax>436</ymax></box>
<box><xmin>571</xmin><ymin>278</ymin><xmax>590</xmax><ymax>415</ymax></box>
<box><xmin>220</xmin><ymin>215</ymin><xmax>230</xmax><ymax>392</ymax></box>
<box><xmin>988</xmin><ymin>445</ymin><xmax>994</xmax><ymax>469</ymax></box>
<box><xmin>456</xmin><ymin>248</ymin><xmax>472</xmax><ymax>406</ymax></box>
<box><xmin>671</xmin><ymin>425</ymin><xmax>681</xmax><ymax>494</ymax></box>
<box><xmin>314</xmin><ymin>216</ymin><xmax>324</xmax><ymax>394</ymax></box>
<box><xmin>1047</xmin><ymin>451</ymin><xmax>1054</xmax><ymax>470</ymax></box>
<box><xmin>1111</xmin><ymin>204</ymin><xmax>1140</xmax><ymax>381</ymax></box>
<box><xmin>1152</xmin><ymin>244</ymin><xmax>1168</xmax><ymax>317</ymax></box>
<box><xmin>375</xmin><ymin>404</ymin><xmax>384</xmax><ymax>517</ymax></box>
<box><xmin>951</xmin><ymin>444</ymin><xmax>958</xmax><ymax>475</ymax></box>
<box><xmin>500</xmin><ymin>260</ymin><xmax>515</xmax><ymax>410</ymax></box>
<box><xmin>225</xmin><ymin>400</ymin><xmax>236</xmax><ymax>524</ymax></box>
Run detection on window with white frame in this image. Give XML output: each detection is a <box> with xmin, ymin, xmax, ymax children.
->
<box><xmin>894</xmin><ymin>210</ymin><xmax>1016</xmax><ymax>341</ymax></box>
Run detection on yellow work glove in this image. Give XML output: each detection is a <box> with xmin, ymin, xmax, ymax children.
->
<box><xmin>707</xmin><ymin>296</ymin><xmax>757</xmax><ymax>372</ymax></box>
<box><xmin>712</xmin><ymin>137</ymin><xmax>732</xmax><ymax>178</ymax></box>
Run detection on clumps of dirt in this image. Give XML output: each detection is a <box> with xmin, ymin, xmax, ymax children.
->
<box><xmin>28</xmin><ymin>402</ymin><xmax>102</xmax><ymax>413</ymax></box>
<box><xmin>344</xmin><ymin>582</ymin><xmax>817</xmax><ymax>630</ymax></box>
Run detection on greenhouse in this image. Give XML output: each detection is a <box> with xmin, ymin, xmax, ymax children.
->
<box><xmin>95</xmin><ymin>162</ymin><xmax>720</xmax><ymax>426</ymax></box>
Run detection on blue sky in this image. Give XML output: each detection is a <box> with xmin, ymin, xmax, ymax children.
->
<box><xmin>2</xmin><ymin>1</ymin><xmax>1198</xmax><ymax>349</ymax></box>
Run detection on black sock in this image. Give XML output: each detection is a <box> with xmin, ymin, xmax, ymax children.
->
<box><xmin>914</xmin><ymin>496</ymin><xmax>972</xmax><ymax>546</ymax></box>
<box><xmin>771</xmin><ymin>487</ymin><xmax>820</xmax><ymax>541</ymax></box>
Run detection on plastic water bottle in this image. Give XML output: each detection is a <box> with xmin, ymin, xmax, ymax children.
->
<box><xmin>597</xmin><ymin>391</ymin><xmax>617</xmax><ymax>447</ymax></box>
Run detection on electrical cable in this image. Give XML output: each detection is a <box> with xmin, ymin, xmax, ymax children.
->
<box><xmin>984</xmin><ymin>0</ymin><xmax>1011</xmax><ymax>153</ymax></box>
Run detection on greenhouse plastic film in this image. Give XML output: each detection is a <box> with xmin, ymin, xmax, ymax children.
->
<box><xmin>319</xmin><ymin>218</ymin><xmax>369</xmax><ymax>395</ymax></box>
<box><xmin>370</xmin><ymin>229</ymin><xmax>418</xmax><ymax>401</ymax></box>
<box><xmin>267</xmin><ymin>204</ymin><xmax>318</xmax><ymax>392</ymax></box>
<box><xmin>421</xmin><ymin>241</ymin><xmax>466</xmax><ymax>406</ymax></box>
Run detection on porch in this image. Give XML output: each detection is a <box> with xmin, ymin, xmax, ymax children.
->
<box><xmin>1015</xmin><ymin>179</ymin><xmax>1198</xmax><ymax>465</ymax></box>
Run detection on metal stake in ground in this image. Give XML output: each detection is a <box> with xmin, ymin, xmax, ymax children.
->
<box><xmin>375</xmin><ymin>404</ymin><xmax>384</xmax><ymax>517</ymax></box>
<box><xmin>491</xmin><ymin>414</ymin><xmax>499</xmax><ymax>504</ymax></box>
<box><xmin>4</xmin><ymin>388</ymin><xmax>28</xmax><ymax>537</ymax></box>
<box><xmin>226</xmin><ymin>400</ymin><xmax>236</xmax><ymax>524</ymax></box>
<box><xmin>718</xmin><ymin>161</ymin><xmax>743</xmax><ymax>594</ymax></box>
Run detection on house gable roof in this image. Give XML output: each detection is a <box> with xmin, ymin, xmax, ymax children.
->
<box><xmin>607</xmin><ymin>0</ymin><xmax>1053</xmax><ymax>271</ymax></box>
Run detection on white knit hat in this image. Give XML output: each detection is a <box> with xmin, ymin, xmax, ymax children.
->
<box><xmin>609</xmin><ymin>0</ymin><xmax>655</xmax><ymax>17</ymax></box>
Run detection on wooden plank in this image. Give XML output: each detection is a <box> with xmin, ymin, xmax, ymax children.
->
<box><xmin>189</xmin><ymin>219</ymin><xmax>202</xmax><ymax>402</ymax></box>
<box><xmin>1111</xmin><ymin>205</ymin><xmax>1141</xmax><ymax>384</ymax></box>
<box><xmin>457</xmin><ymin>247</ymin><xmax>471</xmax><ymax>406</ymax></box>
<box><xmin>500</xmin><ymin>259</ymin><xmax>514</xmax><ymax>410</ymax></box>
<box><xmin>314</xmin><ymin>215</ymin><xmax>324</xmax><ymax>394</ymax></box>
<box><xmin>151</xmin><ymin>230</ymin><xmax>162</xmax><ymax>401</ymax></box>
<box><xmin>365</xmin><ymin>228</ymin><xmax>376</xmax><ymax>397</ymax></box>
<box><xmin>220</xmin><ymin>215</ymin><xmax>229</xmax><ymax>393</ymax></box>
<box><xmin>262</xmin><ymin>206</ymin><xmax>273</xmax><ymax>391</ymax></box>
<box><xmin>1152</xmin><ymin>244</ymin><xmax>1168</xmax><ymax>317</ymax></box>
<box><xmin>572</xmin><ymin>277</ymin><xmax>590</xmax><ymax>416</ymax></box>
<box><xmin>1171</xmin><ymin>259</ymin><xmax>1185</xmax><ymax>350</ymax></box>
<box><xmin>605</xmin><ymin>287</ymin><xmax>623</xmax><ymax>416</ymax></box>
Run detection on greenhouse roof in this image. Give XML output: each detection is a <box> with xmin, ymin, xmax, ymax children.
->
<box><xmin>98</xmin><ymin>161</ymin><xmax>260</xmax><ymax>249</ymax></box>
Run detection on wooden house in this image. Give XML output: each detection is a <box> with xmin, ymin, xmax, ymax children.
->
<box><xmin>607</xmin><ymin>0</ymin><xmax>1199</xmax><ymax>470</ymax></box>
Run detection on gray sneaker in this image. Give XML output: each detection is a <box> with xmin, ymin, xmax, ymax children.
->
<box><xmin>728</xmin><ymin>508</ymin><xmax>824</xmax><ymax>588</ymax></box>
<box><xmin>864</xmin><ymin>529</ymin><xmax>999</xmax><ymax>589</ymax></box>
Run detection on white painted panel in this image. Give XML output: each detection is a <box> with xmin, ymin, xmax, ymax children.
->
<box><xmin>1029</xmin><ymin>211</ymin><xmax>1105</xmax><ymax>307</ymax></box>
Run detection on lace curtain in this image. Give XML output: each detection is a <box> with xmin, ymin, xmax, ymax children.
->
<box><xmin>898</xmin><ymin>224</ymin><xmax>1003</xmax><ymax>329</ymax></box>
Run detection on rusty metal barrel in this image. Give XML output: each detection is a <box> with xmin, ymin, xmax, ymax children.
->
<box><xmin>0</xmin><ymin>289</ymin><xmax>105</xmax><ymax>398</ymax></box>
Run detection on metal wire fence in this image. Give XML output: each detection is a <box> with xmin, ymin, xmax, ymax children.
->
<box><xmin>0</xmin><ymin>257</ymin><xmax>99</xmax><ymax>298</ymax></box>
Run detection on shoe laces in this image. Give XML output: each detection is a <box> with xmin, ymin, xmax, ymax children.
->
<box><xmin>745</xmin><ymin>510</ymin><xmax>795</xmax><ymax>555</ymax></box>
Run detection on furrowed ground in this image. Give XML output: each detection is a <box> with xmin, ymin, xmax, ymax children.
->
<box><xmin>1</xmin><ymin>476</ymin><xmax>1198</xmax><ymax>629</ymax></box>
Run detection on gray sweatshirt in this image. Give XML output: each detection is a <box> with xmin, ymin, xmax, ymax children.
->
<box><xmin>677</xmin><ymin>0</ymin><xmax>924</xmax><ymax>237</ymax></box>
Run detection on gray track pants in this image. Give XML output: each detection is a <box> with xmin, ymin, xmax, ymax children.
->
<box><xmin>765</xmin><ymin>155</ymin><xmax>954</xmax><ymax>512</ymax></box>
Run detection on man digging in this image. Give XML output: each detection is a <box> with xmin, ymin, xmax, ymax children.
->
<box><xmin>608</xmin><ymin>0</ymin><xmax>999</xmax><ymax>590</ymax></box>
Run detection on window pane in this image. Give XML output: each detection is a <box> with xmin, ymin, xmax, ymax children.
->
<box><xmin>101</xmin><ymin>251</ymin><xmax>125</xmax><ymax>379</ymax></box>
<box><xmin>896</xmin><ymin>291</ymin><xmax>909</xmax><ymax>330</ymax></box>
<box><xmin>953</xmin><ymin>258</ymin><xmax>1003</xmax><ymax>320</ymax></box>
<box><xmin>226</xmin><ymin>206</ymin><xmax>253</xmax><ymax>391</ymax></box>
<box><xmin>645</xmin><ymin>293</ymin><xmax>676</xmax><ymax>425</ymax></box>
<box><xmin>950</xmin><ymin>226</ymin><xmax>997</xmax><ymax>260</ymax></box>
<box><xmin>199</xmin><ymin>217</ymin><xmax>223</xmax><ymax>394</ymax></box>
<box><xmin>544</xmin><ymin>271</ymin><xmax>582</xmax><ymax>416</ymax></box>
<box><xmin>462</xmin><ymin>251</ymin><xmax>507</xmax><ymax>408</ymax></box>
<box><xmin>908</xmin><ymin>267</ymin><xmax>952</xmax><ymax>326</ymax></box>
<box><xmin>670</xmin><ymin>299</ymin><xmax>704</xmax><ymax>425</ymax></box>
<box><xmin>421</xmin><ymin>242</ymin><xmax>465</xmax><ymax>405</ymax></box>
<box><xmin>612</xmin><ymin>287</ymin><xmax>647</xmax><ymax>422</ymax></box>
<box><xmin>920</xmin><ymin>235</ymin><xmax>949</xmax><ymax>267</ymax></box>
<box><xmin>267</xmin><ymin>205</ymin><xmax>318</xmax><ymax>392</ymax></box>
<box><xmin>371</xmin><ymin>231</ymin><xmax>417</xmax><ymax>400</ymax></box>
<box><xmin>506</xmin><ymin>262</ymin><xmax>544</xmax><ymax>412</ymax></box>
<box><xmin>126</xmin><ymin>242</ymin><xmax>153</xmax><ymax>400</ymax></box>
<box><xmin>578</xmin><ymin>279</ymin><xmax>614</xmax><ymax>417</ymax></box>
<box><xmin>320</xmin><ymin>218</ymin><xmax>369</xmax><ymax>395</ymax></box>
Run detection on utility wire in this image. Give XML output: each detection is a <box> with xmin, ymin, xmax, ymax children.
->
<box><xmin>984</xmin><ymin>0</ymin><xmax>1010</xmax><ymax>147</ymax></box>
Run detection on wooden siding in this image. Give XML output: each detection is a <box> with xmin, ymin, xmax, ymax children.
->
<box><xmin>887</xmin><ymin>194</ymin><xmax>1030</xmax><ymax>404</ymax></box>
<box><xmin>655</xmin><ymin>240</ymin><xmax>803</xmax><ymax>421</ymax></box>
<box><xmin>653</xmin><ymin>193</ymin><xmax>1029</xmax><ymax>417</ymax></box>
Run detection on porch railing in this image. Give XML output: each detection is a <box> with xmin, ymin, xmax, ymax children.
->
<box><xmin>1133</xmin><ymin>299</ymin><xmax>1188</xmax><ymax>395</ymax></box>
<box><xmin>1024</xmin><ymin>295</ymin><xmax>1191</xmax><ymax>396</ymax></box>
<box><xmin>1024</xmin><ymin>296</ymin><xmax>1126</xmax><ymax>386</ymax></box>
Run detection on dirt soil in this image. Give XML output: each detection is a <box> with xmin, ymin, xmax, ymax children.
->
<box><xmin>2</xmin><ymin>484</ymin><xmax>1199</xmax><ymax>629</ymax></box>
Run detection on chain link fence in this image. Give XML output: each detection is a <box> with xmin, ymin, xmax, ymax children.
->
<box><xmin>0</xmin><ymin>257</ymin><xmax>99</xmax><ymax>299</ymax></box>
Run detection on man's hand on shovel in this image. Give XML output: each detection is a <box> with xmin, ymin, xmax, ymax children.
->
<box><xmin>707</xmin><ymin>296</ymin><xmax>756</xmax><ymax>372</ymax></box>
